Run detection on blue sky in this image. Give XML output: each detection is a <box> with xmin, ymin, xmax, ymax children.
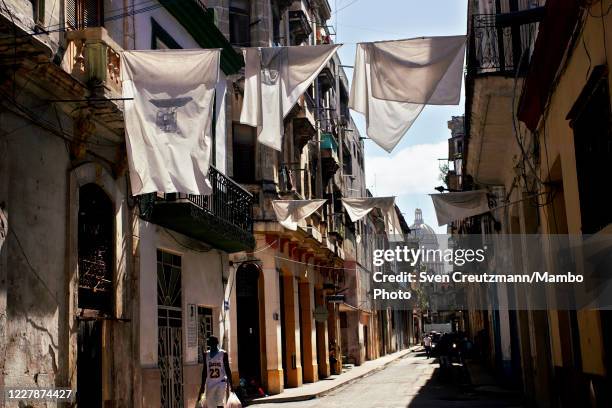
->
<box><xmin>331</xmin><ymin>0</ymin><xmax>468</xmax><ymax>232</ymax></box>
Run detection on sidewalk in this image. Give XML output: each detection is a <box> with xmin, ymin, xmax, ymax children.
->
<box><xmin>250</xmin><ymin>346</ymin><xmax>419</xmax><ymax>404</ymax></box>
<box><xmin>465</xmin><ymin>360</ymin><xmax>522</xmax><ymax>398</ymax></box>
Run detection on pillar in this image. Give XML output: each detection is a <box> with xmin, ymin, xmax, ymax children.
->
<box><xmin>262</xmin><ymin>265</ymin><xmax>283</xmax><ymax>394</ymax></box>
<box><xmin>282</xmin><ymin>275</ymin><xmax>302</xmax><ymax>387</ymax></box>
<box><xmin>299</xmin><ymin>282</ymin><xmax>318</xmax><ymax>383</ymax></box>
<box><xmin>327</xmin><ymin>303</ymin><xmax>342</xmax><ymax>374</ymax></box>
<box><xmin>315</xmin><ymin>289</ymin><xmax>330</xmax><ymax>378</ymax></box>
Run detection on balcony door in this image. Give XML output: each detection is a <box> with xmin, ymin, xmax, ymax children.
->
<box><xmin>77</xmin><ymin>183</ymin><xmax>114</xmax><ymax>408</ymax></box>
<box><xmin>157</xmin><ymin>250</ymin><xmax>184</xmax><ymax>408</ymax></box>
<box><xmin>67</xmin><ymin>0</ymin><xmax>104</xmax><ymax>29</ymax></box>
<box><xmin>236</xmin><ymin>263</ymin><xmax>263</xmax><ymax>388</ymax></box>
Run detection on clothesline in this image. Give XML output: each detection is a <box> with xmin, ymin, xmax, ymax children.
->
<box><xmin>121</xmin><ymin>36</ymin><xmax>466</xmax><ymax>196</ymax></box>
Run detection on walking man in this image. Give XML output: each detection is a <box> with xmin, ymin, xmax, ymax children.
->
<box><xmin>424</xmin><ymin>334</ymin><xmax>432</xmax><ymax>358</ymax></box>
<box><xmin>199</xmin><ymin>336</ymin><xmax>232</xmax><ymax>408</ymax></box>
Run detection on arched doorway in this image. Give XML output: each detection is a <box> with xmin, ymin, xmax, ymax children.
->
<box><xmin>77</xmin><ymin>183</ymin><xmax>114</xmax><ymax>408</ymax></box>
<box><xmin>236</xmin><ymin>263</ymin><xmax>262</xmax><ymax>389</ymax></box>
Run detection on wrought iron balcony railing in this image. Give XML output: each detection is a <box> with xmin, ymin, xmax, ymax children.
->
<box><xmin>469</xmin><ymin>8</ymin><xmax>544</xmax><ymax>76</ymax></box>
<box><xmin>139</xmin><ymin>166</ymin><xmax>255</xmax><ymax>253</ymax></box>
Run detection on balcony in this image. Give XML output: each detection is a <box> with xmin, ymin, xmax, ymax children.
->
<box><xmin>465</xmin><ymin>7</ymin><xmax>544</xmax><ymax>185</ymax></box>
<box><xmin>469</xmin><ymin>8</ymin><xmax>544</xmax><ymax>76</ymax></box>
<box><xmin>318</xmin><ymin>66</ymin><xmax>335</xmax><ymax>92</ymax></box>
<box><xmin>139</xmin><ymin>166</ymin><xmax>255</xmax><ymax>253</ymax></box>
<box><xmin>61</xmin><ymin>27</ymin><xmax>124</xmax><ymax>129</ymax></box>
<box><xmin>447</xmin><ymin>171</ymin><xmax>461</xmax><ymax>192</ymax></box>
<box><xmin>292</xmin><ymin>93</ymin><xmax>317</xmax><ymax>150</ymax></box>
<box><xmin>320</xmin><ymin>132</ymin><xmax>340</xmax><ymax>182</ymax></box>
<box><xmin>448</xmin><ymin>136</ymin><xmax>463</xmax><ymax>159</ymax></box>
<box><xmin>64</xmin><ymin>27</ymin><xmax>122</xmax><ymax>96</ymax></box>
<box><xmin>288</xmin><ymin>9</ymin><xmax>313</xmax><ymax>45</ymax></box>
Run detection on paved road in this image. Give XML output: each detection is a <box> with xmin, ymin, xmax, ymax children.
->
<box><xmin>253</xmin><ymin>352</ymin><xmax>523</xmax><ymax>408</ymax></box>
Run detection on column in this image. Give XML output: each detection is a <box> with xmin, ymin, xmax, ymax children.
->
<box><xmin>282</xmin><ymin>275</ymin><xmax>302</xmax><ymax>387</ymax></box>
<box><xmin>262</xmin><ymin>264</ymin><xmax>284</xmax><ymax>394</ymax></box>
<box><xmin>315</xmin><ymin>288</ymin><xmax>330</xmax><ymax>378</ymax></box>
<box><xmin>327</xmin><ymin>303</ymin><xmax>342</xmax><ymax>374</ymax></box>
<box><xmin>299</xmin><ymin>282</ymin><xmax>318</xmax><ymax>383</ymax></box>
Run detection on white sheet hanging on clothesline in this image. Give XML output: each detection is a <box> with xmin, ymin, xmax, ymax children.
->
<box><xmin>341</xmin><ymin>197</ymin><xmax>403</xmax><ymax>237</ymax></box>
<box><xmin>272</xmin><ymin>199</ymin><xmax>327</xmax><ymax>231</ymax></box>
<box><xmin>240</xmin><ymin>44</ymin><xmax>341</xmax><ymax>151</ymax></box>
<box><xmin>349</xmin><ymin>36</ymin><xmax>466</xmax><ymax>152</ymax></box>
<box><xmin>430</xmin><ymin>190</ymin><xmax>491</xmax><ymax>226</ymax></box>
<box><xmin>121</xmin><ymin>49</ymin><xmax>220</xmax><ymax>196</ymax></box>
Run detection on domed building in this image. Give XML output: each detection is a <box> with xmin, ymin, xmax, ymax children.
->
<box><xmin>410</xmin><ymin>209</ymin><xmax>444</xmax><ymax>275</ymax></box>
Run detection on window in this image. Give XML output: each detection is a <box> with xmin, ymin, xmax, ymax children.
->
<box><xmin>232</xmin><ymin>123</ymin><xmax>256</xmax><ymax>183</ymax></box>
<box><xmin>197</xmin><ymin>307</ymin><xmax>213</xmax><ymax>363</ymax></box>
<box><xmin>342</xmin><ymin>144</ymin><xmax>352</xmax><ymax>175</ymax></box>
<box><xmin>78</xmin><ymin>184</ymin><xmax>114</xmax><ymax>313</ymax></box>
<box><xmin>569</xmin><ymin>65</ymin><xmax>612</xmax><ymax>234</ymax></box>
<box><xmin>66</xmin><ymin>0</ymin><xmax>103</xmax><ymax>29</ymax></box>
<box><xmin>151</xmin><ymin>18</ymin><xmax>182</xmax><ymax>50</ymax></box>
<box><xmin>157</xmin><ymin>249</ymin><xmax>182</xmax><ymax>327</ymax></box>
<box><xmin>31</xmin><ymin>0</ymin><xmax>44</xmax><ymax>26</ymax></box>
<box><xmin>229</xmin><ymin>0</ymin><xmax>250</xmax><ymax>46</ymax></box>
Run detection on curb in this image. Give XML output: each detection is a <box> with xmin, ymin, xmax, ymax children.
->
<box><xmin>249</xmin><ymin>346</ymin><xmax>419</xmax><ymax>405</ymax></box>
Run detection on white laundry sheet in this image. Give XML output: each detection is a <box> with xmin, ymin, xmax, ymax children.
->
<box><xmin>341</xmin><ymin>197</ymin><xmax>403</xmax><ymax>237</ymax></box>
<box><xmin>430</xmin><ymin>190</ymin><xmax>491</xmax><ymax>226</ymax></box>
<box><xmin>240</xmin><ymin>44</ymin><xmax>341</xmax><ymax>151</ymax></box>
<box><xmin>272</xmin><ymin>199</ymin><xmax>327</xmax><ymax>231</ymax></box>
<box><xmin>349</xmin><ymin>36</ymin><xmax>465</xmax><ymax>152</ymax></box>
<box><xmin>121</xmin><ymin>49</ymin><xmax>220</xmax><ymax>195</ymax></box>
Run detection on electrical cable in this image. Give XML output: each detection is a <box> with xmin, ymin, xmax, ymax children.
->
<box><xmin>245</xmin><ymin>239</ymin><xmax>278</xmax><ymax>255</ymax></box>
<box><xmin>0</xmin><ymin>88</ymin><xmax>122</xmax><ymax>147</ymax></box>
<box><xmin>0</xmin><ymin>0</ymin><xmax>165</xmax><ymax>39</ymax></box>
<box><xmin>273</xmin><ymin>254</ymin><xmax>356</xmax><ymax>271</ymax></box>
<box><xmin>8</xmin><ymin>228</ymin><xmax>61</xmax><ymax>306</ymax></box>
<box><xmin>333</xmin><ymin>0</ymin><xmax>361</xmax><ymax>15</ymax></box>
<box><xmin>162</xmin><ymin>228</ymin><xmax>213</xmax><ymax>253</ymax></box>
<box><xmin>1</xmin><ymin>0</ymin><xmax>18</xmax><ymax>97</ymax></box>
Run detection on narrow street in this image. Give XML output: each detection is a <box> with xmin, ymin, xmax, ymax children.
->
<box><xmin>254</xmin><ymin>350</ymin><xmax>522</xmax><ymax>408</ymax></box>
<box><xmin>2</xmin><ymin>0</ymin><xmax>611</xmax><ymax>406</ymax></box>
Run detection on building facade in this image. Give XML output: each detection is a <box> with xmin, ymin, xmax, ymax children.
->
<box><xmin>455</xmin><ymin>0</ymin><xmax>612</xmax><ymax>406</ymax></box>
<box><xmin>0</xmin><ymin>0</ymin><xmax>414</xmax><ymax>407</ymax></box>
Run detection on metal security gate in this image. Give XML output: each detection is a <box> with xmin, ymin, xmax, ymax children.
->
<box><xmin>158</xmin><ymin>324</ymin><xmax>184</xmax><ymax>408</ymax></box>
<box><xmin>157</xmin><ymin>250</ymin><xmax>184</xmax><ymax>408</ymax></box>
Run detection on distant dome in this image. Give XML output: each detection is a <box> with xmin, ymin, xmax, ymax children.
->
<box><xmin>409</xmin><ymin>209</ymin><xmax>438</xmax><ymax>248</ymax></box>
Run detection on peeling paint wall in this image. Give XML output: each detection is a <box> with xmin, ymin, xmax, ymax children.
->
<box><xmin>0</xmin><ymin>74</ymin><xmax>136</xmax><ymax>407</ymax></box>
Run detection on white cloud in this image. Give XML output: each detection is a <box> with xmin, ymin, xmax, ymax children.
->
<box><xmin>365</xmin><ymin>141</ymin><xmax>447</xmax><ymax>196</ymax></box>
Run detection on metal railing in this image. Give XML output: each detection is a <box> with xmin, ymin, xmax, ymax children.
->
<box><xmin>469</xmin><ymin>9</ymin><xmax>543</xmax><ymax>76</ymax></box>
<box><xmin>160</xmin><ymin>166</ymin><xmax>253</xmax><ymax>233</ymax></box>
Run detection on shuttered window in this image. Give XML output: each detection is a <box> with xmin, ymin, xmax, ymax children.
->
<box><xmin>232</xmin><ymin>123</ymin><xmax>256</xmax><ymax>183</ymax></box>
<box><xmin>66</xmin><ymin>0</ymin><xmax>103</xmax><ymax>29</ymax></box>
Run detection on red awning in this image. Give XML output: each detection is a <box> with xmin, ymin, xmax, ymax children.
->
<box><xmin>516</xmin><ymin>0</ymin><xmax>582</xmax><ymax>131</ymax></box>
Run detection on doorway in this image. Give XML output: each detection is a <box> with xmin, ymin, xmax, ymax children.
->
<box><xmin>236</xmin><ymin>264</ymin><xmax>262</xmax><ymax>387</ymax></box>
<box><xmin>364</xmin><ymin>325</ymin><xmax>369</xmax><ymax>360</ymax></box>
<box><xmin>157</xmin><ymin>249</ymin><xmax>184</xmax><ymax>408</ymax></box>
<box><xmin>77</xmin><ymin>183</ymin><xmax>113</xmax><ymax>408</ymax></box>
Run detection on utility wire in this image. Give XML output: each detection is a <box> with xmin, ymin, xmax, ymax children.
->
<box><xmin>8</xmin><ymin>228</ymin><xmax>61</xmax><ymax>306</ymax></box>
<box><xmin>333</xmin><ymin>0</ymin><xmax>362</xmax><ymax>15</ymax></box>
<box><xmin>0</xmin><ymin>0</ymin><xmax>165</xmax><ymax>39</ymax></box>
